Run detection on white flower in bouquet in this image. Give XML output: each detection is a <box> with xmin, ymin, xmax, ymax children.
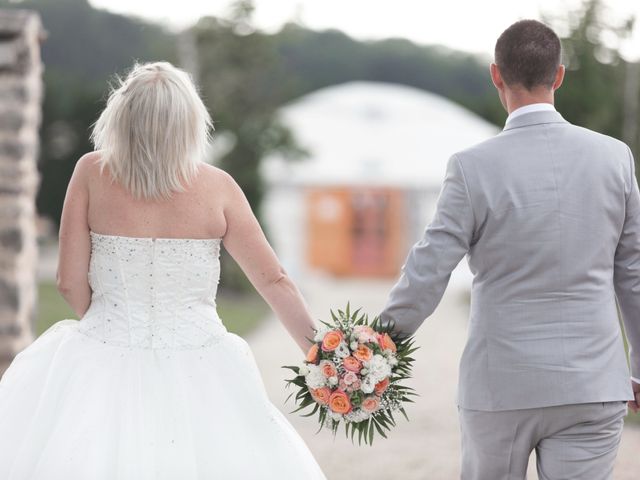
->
<box><xmin>298</xmin><ymin>365</ymin><xmax>310</xmax><ymax>376</ymax></box>
<box><xmin>365</xmin><ymin>354</ymin><xmax>392</xmax><ymax>383</ymax></box>
<box><xmin>328</xmin><ymin>376</ymin><xmax>339</xmax><ymax>386</ymax></box>
<box><xmin>350</xmin><ymin>341</ymin><xmax>359</xmax><ymax>351</ymax></box>
<box><xmin>305</xmin><ymin>364</ymin><xmax>327</xmax><ymax>389</ymax></box>
<box><xmin>361</xmin><ymin>374</ymin><xmax>376</xmax><ymax>394</ymax></box>
<box><xmin>335</xmin><ymin>341</ymin><xmax>350</xmax><ymax>358</ymax></box>
<box><xmin>346</xmin><ymin>409</ymin><xmax>370</xmax><ymax>423</ymax></box>
<box><xmin>327</xmin><ymin>411</ymin><xmax>344</xmax><ymax>422</ymax></box>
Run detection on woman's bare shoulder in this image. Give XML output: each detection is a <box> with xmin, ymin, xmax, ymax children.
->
<box><xmin>200</xmin><ymin>162</ymin><xmax>232</xmax><ymax>180</ymax></box>
<box><xmin>66</xmin><ymin>151</ymin><xmax>102</xmax><ymax>188</ymax></box>
<box><xmin>77</xmin><ymin>151</ymin><xmax>102</xmax><ymax>167</ymax></box>
<box><xmin>199</xmin><ymin>163</ymin><xmax>239</xmax><ymax>191</ymax></box>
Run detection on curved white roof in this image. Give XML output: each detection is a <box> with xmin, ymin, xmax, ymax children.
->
<box><xmin>262</xmin><ymin>81</ymin><xmax>500</xmax><ymax>188</ymax></box>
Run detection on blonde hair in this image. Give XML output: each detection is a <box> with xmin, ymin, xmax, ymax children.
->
<box><xmin>91</xmin><ymin>61</ymin><xmax>213</xmax><ymax>200</ymax></box>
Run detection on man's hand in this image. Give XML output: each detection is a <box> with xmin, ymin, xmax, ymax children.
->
<box><xmin>630</xmin><ymin>381</ymin><xmax>640</xmax><ymax>414</ymax></box>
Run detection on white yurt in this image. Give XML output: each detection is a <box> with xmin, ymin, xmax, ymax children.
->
<box><xmin>261</xmin><ymin>81</ymin><xmax>499</xmax><ymax>284</ymax></box>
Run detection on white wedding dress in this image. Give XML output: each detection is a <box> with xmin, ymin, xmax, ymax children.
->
<box><xmin>0</xmin><ymin>231</ymin><xmax>326</xmax><ymax>480</ymax></box>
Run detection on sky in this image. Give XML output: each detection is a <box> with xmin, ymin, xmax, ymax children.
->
<box><xmin>89</xmin><ymin>0</ymin><xmax>640</xmax><ymax>60</ymax></box>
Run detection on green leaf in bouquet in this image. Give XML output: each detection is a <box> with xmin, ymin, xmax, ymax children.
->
<box><xmin>373</xmin><ymin>416</ymin><xmax>388</xmax><ymax>439</ymax></box>
<box><xmin>290</xmin><ymin>395</ymin><xmax>315</xmax><ymax>414</ymax></box>
<box><xmin>284</xmin><ymin>391</ymin><xmax>296</xmax><ymax>404</ymax></box>
<box><xmin>319</xmin><ymin>319</ymin><xmax>334</xmax><ymax>329</ymax></box>
<box><xmin>399</xmin><ymin>407</ymin><xmax>410</xmax><ymax>422</ymax></box>
<box><xmin>375</xmin><ymin>412</ymin><xmax>392</xmax><ymax>429</ymax></box>
<box><xmin>281</xmin><ymin>365</ymin><xmax>300</xmax><ymax>375</ymax></box>
<box><xmin>387</xmin><ymin>408</ymin><xmax>397</xmax><ymax>426</ymax></box>
<box><xmin>301</xmin><ymin>403</ymin><xmax>320</xmax><ymax>417</ymax></box>
<box><xmin>318</xmin><ymin>407</ymin><xmax>327</xmax><ymax>423</ymax></box>
<box><xmin>368</xmin><ymin>418</ymin><xmax>375</xmax><ymax>445</ymax></box>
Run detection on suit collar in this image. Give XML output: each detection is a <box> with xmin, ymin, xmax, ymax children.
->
<box><xmin>503</xmin><ymin>110</ymin><xmax>568</xmax><ymax>131</ymax></box>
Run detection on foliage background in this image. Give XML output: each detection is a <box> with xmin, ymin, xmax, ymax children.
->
<box><xmin>3</xmin><ymin>0</ymin><xmax>637</xmax><ymax>228</ymax></box>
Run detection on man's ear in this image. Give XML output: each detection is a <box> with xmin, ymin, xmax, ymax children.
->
<box><xmin>490</xmin><ymin>63</ymin><xmax>504</xmax><ymax>90</ymax></box>
<box><xmin>552</xmin><ymin>64</ymin><xmax>565</xmax><ymax>91</ymax></box>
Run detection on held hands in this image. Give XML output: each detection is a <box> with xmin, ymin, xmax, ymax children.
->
<box><xmin>630</xmin><ymin>381</ymin><xmax>640</xmax><ymax>414</ymax></box>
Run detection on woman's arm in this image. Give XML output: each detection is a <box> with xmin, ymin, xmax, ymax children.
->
<box><xmin>56</xmin><ymin>153</ymin><xmax>94</xmax><ymax>318</ymax></box>
<box><xmin>220</xmin><ymin>171</ymin><xmax>316</xmax><ymax>353</ymax></box>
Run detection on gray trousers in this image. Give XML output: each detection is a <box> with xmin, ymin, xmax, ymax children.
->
<box><xmin>459</xmin><ymin>401</ymin><xmax>628</xmax><ymax>480</ymax></box>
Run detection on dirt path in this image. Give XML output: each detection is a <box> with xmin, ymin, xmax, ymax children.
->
<box><xmin>246</xmin><ymin>275</ymin><xmax>640</xmax><ymax>480</ymax></box>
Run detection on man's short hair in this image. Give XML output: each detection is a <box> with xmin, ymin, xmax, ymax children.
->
<box><xmin>495</xmin><ymin>20</ymin><xmax>561</xmax><ymax>90</ymax></box>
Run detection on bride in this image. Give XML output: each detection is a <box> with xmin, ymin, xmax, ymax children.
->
<box><xmin>0</xmin><ymin>61</ymin><xmax>327</xmax><ymax>479</ymax></box>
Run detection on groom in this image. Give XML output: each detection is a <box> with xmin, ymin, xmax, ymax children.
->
<box><xmin>380</xmin><ymin>19</ymin><xmax>640</xmax><ymax>480</ymax></box>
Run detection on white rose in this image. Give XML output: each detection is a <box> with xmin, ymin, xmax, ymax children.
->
<box><xmin>367</xmin><ymin>354</ymin><xmax>392</xmax><ymax>383</ymax></box>
<box><xmin>328</xmin><ymin>376</ymin><xmax>338</xmax><ymax>386</ymax></box>
<box><xmin>305</xmin><ymin>364</ymin><xmax>327</xmax><ymax>389</ymax></box>
<box><xmin>298</xmin><ymin>365</ymin><xmax>310</xmax><ymax>376</ymax></box>
<box><xmin>361</xmin><ymin>375</ymin><xmax>376</xmax><ymax>394</ymax></box>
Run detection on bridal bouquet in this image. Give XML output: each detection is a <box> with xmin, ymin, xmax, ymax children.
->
<box><xmin>283</xmin><ymin>304</ymin><xmax>418</xmax><ymax>445</ymax></box>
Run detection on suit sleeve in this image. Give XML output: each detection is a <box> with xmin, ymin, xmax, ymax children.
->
<box><xmin>614</xmin><ymin>146</ymin><xmax>640</xmax><ymax>381</ymax></box>
<box><xmin>379</xmin><ymin>153</ymin><xmax>476</xmax><ymax>337</ymax></box>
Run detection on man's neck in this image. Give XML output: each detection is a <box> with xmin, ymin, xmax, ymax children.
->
<box><xmin>505</xmin><ymin>88</ymin><xmax>555</xmax><ymax>114</ymax></box>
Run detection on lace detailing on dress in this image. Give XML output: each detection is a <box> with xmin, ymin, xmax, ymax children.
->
<box><xmin>78</xmin><ymin>231</ymin><xmax>227</xmax><ymax>350</ymax></box>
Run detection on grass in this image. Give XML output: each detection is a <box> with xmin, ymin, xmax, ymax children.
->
<box><xmin>216</xmin><ymin>291</ymin><xmax>270</xmax><ymax>337</ymax></box>
<box><xmin>35</xmin><ymin>281</ymin><xmax>269</xmax><ymax>338</ymax></box>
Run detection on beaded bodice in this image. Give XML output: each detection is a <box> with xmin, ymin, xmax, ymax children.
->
<box><xmin>78</xmin><ymin>231</ymin><xmax>227</xmax><ymax>349</ymax></box>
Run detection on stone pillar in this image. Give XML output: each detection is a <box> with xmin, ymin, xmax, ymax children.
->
<box><xmin>0</xmin><ymin>10</ymin><xmax>44</xmax><ymax>377</ymax></box>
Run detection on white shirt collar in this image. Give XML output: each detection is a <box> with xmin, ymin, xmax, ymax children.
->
<box><xmin>506</xmin><ymin>103</ymin><xmax>557</xmax><ymax>123</ymax></box>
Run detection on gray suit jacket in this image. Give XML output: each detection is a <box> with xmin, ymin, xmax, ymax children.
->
<box><xmin>380</xmin><ymin>109</ymin><xmax>639</xmax><ymax>411</ymax></box>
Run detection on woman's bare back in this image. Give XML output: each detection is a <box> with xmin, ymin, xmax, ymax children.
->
<box><xmin>86</xmin><ymin>152</ymin><xmax>227</xmax><ymax>240</ymax></box>
<box><xmin>58</xmin><ymin>150</ymin><xmax>315</xmax><ymax>352</ymax></box>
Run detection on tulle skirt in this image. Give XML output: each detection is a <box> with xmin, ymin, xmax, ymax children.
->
<box><xmin>0</xmin><ymin>320</ymin><xmax>326</xmax><ymax>479</ymax></box>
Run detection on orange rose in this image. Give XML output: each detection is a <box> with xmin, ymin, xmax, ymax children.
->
<box><xmin>374</xmin><ymin>377</ymin><xmax>390</xmax><ymax>396</ymax></box>
<box><xmin>320</xmin><ymin>360</ymin><xmax>337</xmax><ymax>378</ymax></box>
<box><xmin>328</xmin><ymin>389</ymin><xmax>352</xmax><ymax>414</ymax></box>
<box><xmin>310</xmin><ymin>387</ymin><xmax>331</xmax><ymax>405</ymax></box>
<box><xmin>362</xmin><ymin>396</ymin><xmax>380</xmax><ymax>413</ymax></box>
<box><xmin>306</xmin><ymin>343</ymin><xmax>320</xmax><ymax>364</ymax></box>
<box><xmin>378</xmin><ymin>333</ymin><xmax>397</xmax><ymax>353</ymax></box>
<box><xmin>342</xmin><ymin>356</ymin><xmax>362</xmax><ymax>373</ymax></box>
<box><xmin>353</xmin><ymin>344</ymin><xmax>373</xmax><ymax>362</ymax></box>
<box><xmin>321</xmin><ymin>330</ymin><xmax>344</xmax><ymax>352</ymax></box>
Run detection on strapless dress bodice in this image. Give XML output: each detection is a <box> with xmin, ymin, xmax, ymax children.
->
<box><xmin>79</xmin><ymin>231</ymin><xmax>226</xmax><ymax>349</ymax></box>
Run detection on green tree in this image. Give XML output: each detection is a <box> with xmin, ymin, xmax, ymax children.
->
<box><xmin>551</xmin><ymin>0</ymin><xmax>636</xmax><ymax>143</ymax></box>
<box><xmin>271</xmin><ymin>23</ymin><xmax>503</xmax><ymax>125</ymax></box>
<box><xmin>192</xmin><ymin>1</ymin><xmax>302</xmax><ymax>214</ymax></box>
